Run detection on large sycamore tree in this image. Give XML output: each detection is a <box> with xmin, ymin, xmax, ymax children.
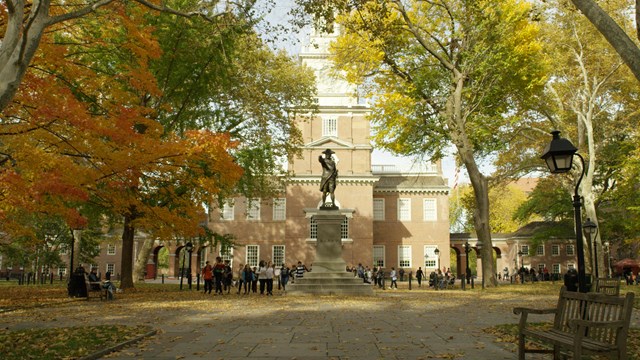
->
<box><xmin>294</xmin><ymin>0</ymin><xmax>546</xmax><ymax>286</ymax></box>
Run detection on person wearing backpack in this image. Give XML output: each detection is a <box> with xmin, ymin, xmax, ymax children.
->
<box><xmin>202</xmin><ymin>261</ymin><xmax>213</xmax><ymax>294</ymax></box>
<box><xmin>213</xmin><ymin>257</ymin><xmax>225</xmax><ymax>295</ymax></box>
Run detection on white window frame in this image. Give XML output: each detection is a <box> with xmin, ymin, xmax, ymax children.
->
<box><xmin>536</xmin><ymin>244</ymin><xmax>545</xmax><ymax>256</ymax></box>
<box><xmin>398</xmin><ymin>245</ymin><xmax>412</xmax><ymax>268</ymax></box>
<box><xmin>423</xmin><ymin>245</ymin><xmax>439</xmax><ymax>268</ymax></box>
<box><xmin>273</xmin><ymin>245</ymin><xmax>285</xmax><ymax>267</ymax></box>
<box><xmin>341</xmin><ymin>218</ymin><xmax>349</xmax><ymax>240</ymax></box>
<box><xmin>520</xmin><ymin>245</ymin><xmax>529</xmax><ymax>255</ymax></box>
<box><xmin>247</xmin><ymin>198</ymin><xmax>261</xmax><ymax>220</ymax></box>
<box><xmin>58</xmin><ymin>265</ymin><xmax>67</xmax><ymax>276</ymax></box>
<box><xmin>566</xmin><ymin>244</ymin><xmax>575</xmax><ymax>256</ymax></box>
<box><xmin>106</xmin><ymin>263</ymin><xmax>115</xmax><ymax>275</ymax></box>
<box><xmin>567</xmin><ymin>263</ymin><xmax>576</xmax><ymax>270</ymax></box>
<box><xmin>537</xmin><ymin>264</ymin><xmax>545</xmax><ymax>273</ymax></box>
<box><xmin>373</xmin><ymin>198</ymin><xmax>385</xmax><ymax>221</ymax></box>
<box><xmin>220</xmin><ymin>246</ymin><xmax>233</xmax><ymax>268</ymax></box>
<box><xmin>246</xmin><ymin>245</ymin><xmax>259</xmax><ymax>268</ymax></box>
<box><xmin>398</xmin><ymin>198</ymin><xmax>411</xmax><ymax>221</ymax></box>
<box><xmin>552</xmin><ymin>263</ymin><xmax>561</xmax><ymax>274</ymax></box>
<box><xmin>107</xmin><ymin>244</ymin><xmax>116</xmax><ymax>255</ymax></box>
<box><xmin>373</xmin><ymin>245</ymin><xmax>385</xmax><ymax>268</ymax></box>
<box><xmin>551</xmin><ymin>244</ymin><xmax>560</xmax><ymax>256</ymax></box>
<box><xmin>310</xmin><ymin>218</ymin><xmax>318</xmax><ymax>239</ymax></box>
<box><xmin>222</xmin><ymin>202</ymin><xmax>234</xmax><ymax>221</ymax></box>
<box><xmin>423</xmin><ymin>198</ymin><xmax>437</xmax><ymax>221</ymax></box>
<box><xmin>322</xmin><ymin>117</ymin><xmax>338</xmax><ymax>137</ymax></box>
<box><xmin>273</xmin><ymin>198</ymin><xmax>286</xmax><ymax>221</ymax></box>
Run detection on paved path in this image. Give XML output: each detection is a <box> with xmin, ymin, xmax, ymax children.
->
<box><xmin>1</xmin><ymin>284</ymin><xmax>638</xmax><ymax>359</ymax></box>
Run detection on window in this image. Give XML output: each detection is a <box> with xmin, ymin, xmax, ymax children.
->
<box><xmin>567</xmin><ymin>263</ymin><xmax>575</xmax><ymax>270</ymax></box>
<box><xmin>538</xmin><ymin>264</ymin><xmax>545</xmax><ymax>273</ymax></box>
<box><xmin>222</xmin><ymin>202</ymin><xmax>234</xmax><ymax>220</ymax></box>
<box><xmin>273</xmin><ymin>245</ymin><xmax>285</xmax><ymax>267</ymax></box>
<box><xmin>552</xmin><ymin>264</ymin><xmax>561</xmax><ymax>274</ymax></box>
<box><xmin>424</xmin><ymin>245</ymin><xmax>439</xmax><ymax>268</ymax></box>
<box><xmin>273</xmin><ymin>198</ymin><xmax>286</xmax><ymax>221</ymax></box>
<box><xmin>373</xmin><ymin>198</ymin><xmax>385</xmax><ymax>221</ymax></box>
<box><xmin>59</xmin><ymin>247</ymin><xmax>68</xmax><ymax>256</ymax></box>
<box><xmin>247</xmin><ymin>198</ymin><xmax>260</xmax><ymax>220</ymax></box>
<box><xmin>566</xmin><ymin>245</ymin><xmax>575</xmax><ymax>256</ymax></box>
<box><xmin>58</xmin><ymin>265</ymin><xmax>67</xmax><ymax>277</ymax></box>
<box><xmin>398</xmin><ymin>245</ymin><xmax>412</xmax><ymax>268</ymax></box>
<box><xmin>322</xmin><ymin>117</ymin><xmax>338</xmax><ymax>137</ymax></box>
<box><xmin>423</xmin><ymin>199</ymin><xmax>437</xmax><ymax>221</ymax></box>
<box><xmin>536</xmin><ymin>245</ymin><xmax>544</xmax><ymax>256</ymax></box>
<box><xmin>106</xmin><ymin>263</ymin><xmax>115</xmax><ymax>275</ymax></box>
<box><xmin>341</xmin><ymin>218</ymin><xmax>349</xmax><ymax>240</ymax></box>
<box><xmin>520</xmin><ymin>245</ymin><xmax>529</xmax><ymax>255</ymax></box>
<box><xmin>398</xmin><ymin>198</ymin><xmax>411</xmax><ymax>221</ymax></box>
<box><xmin>246</xmin><ymin>245</ymin><xmax>259</xmax><ymax>268</ymax></box>
<box><xmin>310</xmin><ymin>218</ymin><xmax>318</xmax><ymax>239</ymax></box>
<box><xmin>551</xmin><ymin>245</ymin><xmax>560</xmax><ymax>256</ymax></box>
<box><xmin>107</xmin><ymin>244</ymin><xmax>116</xmax><ymax>255</ymax></box>
<box><xmin>220</xmin><ymin>246</ymin><xmax>233</xmax><ymax>267</ymax></box>
<box><xmin>373</xmin><ymin>245</ymin><xmax>385</xmax><ymax>268</ymax></box>
<box><xmin>95</xmin><ymin>245</ymin><xmax>101</xmax><ymax>254</ymax></box>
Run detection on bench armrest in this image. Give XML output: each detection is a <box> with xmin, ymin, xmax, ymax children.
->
<box><xmin>513</xmin><ymin>307</ymin><xmax>557</xmax><ymax>316</ymax></box>
<box><xmin>513</xmin><ymin>307</ymin><xmax>557</xmax><ymax>332</ymax></box>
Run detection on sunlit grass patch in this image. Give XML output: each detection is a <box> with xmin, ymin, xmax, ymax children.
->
<box><xmin>0</xmin><ymin>325</ymin><xmax>153</xmax><ymax>360</ymax></box>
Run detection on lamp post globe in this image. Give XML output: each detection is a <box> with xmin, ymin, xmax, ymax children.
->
<box><xmin>541</xmin><ymin>130</ymin><xmax>588</xmax><ymax>292</ymax></box>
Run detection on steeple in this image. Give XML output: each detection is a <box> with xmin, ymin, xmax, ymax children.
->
<box><xmin>299</xmin><ymin>26</ymin><xmax>359</xmax><ymax>107</ymax></box>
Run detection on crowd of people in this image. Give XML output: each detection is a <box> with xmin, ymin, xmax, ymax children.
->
<box><xmin>200</xmin><ymin>258</ymin><xmax>311</xmax><ymax>295</ymax></box>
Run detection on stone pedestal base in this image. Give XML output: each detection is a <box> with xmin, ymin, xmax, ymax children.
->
<box><xmin>287</xmin><ymin>210</ymin><xmax>373</xmax><ymax>296</ymax></box>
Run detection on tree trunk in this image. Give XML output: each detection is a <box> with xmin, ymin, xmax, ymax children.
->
<box><xmin>449</xmin><ymin>72</ymin><xmax>497</xmax><ymax>287</ymax></box>
<box><xmin>120</xmin><ymin>211</ymin><xmax>136</xmax><ymax>290</ymax></box>
<box><xmin>570</xmin><ymin>0</ymin><xmax>640</xmax><ymax>83</ymax></box>
<box><xmin>134</xmin><ymin>238</ymin><xmax>155</xmax><ymax>282</ymax></box>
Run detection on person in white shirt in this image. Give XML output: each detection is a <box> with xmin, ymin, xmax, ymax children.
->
<box><xmin>265</xmin><ymin>262</ymin><xmax>275</xmax><ymax>296</ymax></box>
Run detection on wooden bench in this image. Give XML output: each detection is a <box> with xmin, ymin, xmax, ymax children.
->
<box><xmin>594</xmin><ymin>277</ymin><xmax>621</xmax><ymax>296</ymax></box>
<box><xmin>513</xmin><ymin>286</ymin><xmax>634</xmax><ymax>360</ymax></box>
<box><xmin>86</xmin><ymin>280</ymin><xmax>105</xmax><ymax>300</ymax></box>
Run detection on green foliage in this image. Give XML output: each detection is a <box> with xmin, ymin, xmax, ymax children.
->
<box><xmin>514</xmin><ymin>177</ymin><xmax>574</xmax><ymax>222</ymax></box>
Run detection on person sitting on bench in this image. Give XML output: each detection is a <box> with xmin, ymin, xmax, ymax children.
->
<box><xmin>88</xmin><ymin>268</ymin><xmax>101</xmax><ymax>291</ymax></box>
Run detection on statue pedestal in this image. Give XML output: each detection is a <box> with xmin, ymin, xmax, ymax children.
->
<box><xmin>287</xmin><ymin>209</ymin><xmax>373</xmax><ymax>296</ymax></box>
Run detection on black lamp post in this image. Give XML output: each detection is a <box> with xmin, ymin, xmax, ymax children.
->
<box><xmin>583</xmin><ymin>218</ymin><xmax>599</xmax><ymax>279</ymax></box>
<box><xmin>464</xmin><ymin>241</ymin><xmax>471</xmax><ymax>284</ymax></box>
<box><xmin>186</xmin><ymin>242</ymin><xmax>194</xmax><ymax>289</ymax></box>
<box><xmin>434</xmin><ymin>248</ymin><xmax>440</xmax><ymax>270</ymax></box>
<box><xmin>541</xmin><ymin>130</ymin><xmax>588</xmax><ymax>292</ymax></box>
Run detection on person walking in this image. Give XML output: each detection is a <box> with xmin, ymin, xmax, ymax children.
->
<box><xmin>415</xmin><ymin>267</ymin><xmax>424</xmax><ymax>287</ymax></box>
<box><xmin>295</xmin><ymin>261</ymin><xmax>309</xmax><ymax>280</ymax></box>
<box><xmin>280</xmin><ymin>264</ymin><xmax>290</xmax><ymax>292</ymax></box>
<box><xmin>202</xmin><ymin>261</ymin><xmax>213</xmax><ymax>294</ymax></box>
<box><xmin>265</xmin><ymin>262</ymin><xmax>275</xmax><ymax>296</ymax></box>
<box><xmin>213</xmin><ymin>257</ymin><xmax>225</xmax><ymax>295</ymax></box>
<box><xmin>236</xmin><ymin>263</ymin><xmax>245</xmax><ymax>295</ymax></box>
<box><xmin>258</xmin><ymin>261</ymin><xmax>267</xmax><ymax>295</ymax></box>
<box><xmin>389</xmin><ymin>267</ymin><xmax>398</xmax><ymax>289</ymax></box>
